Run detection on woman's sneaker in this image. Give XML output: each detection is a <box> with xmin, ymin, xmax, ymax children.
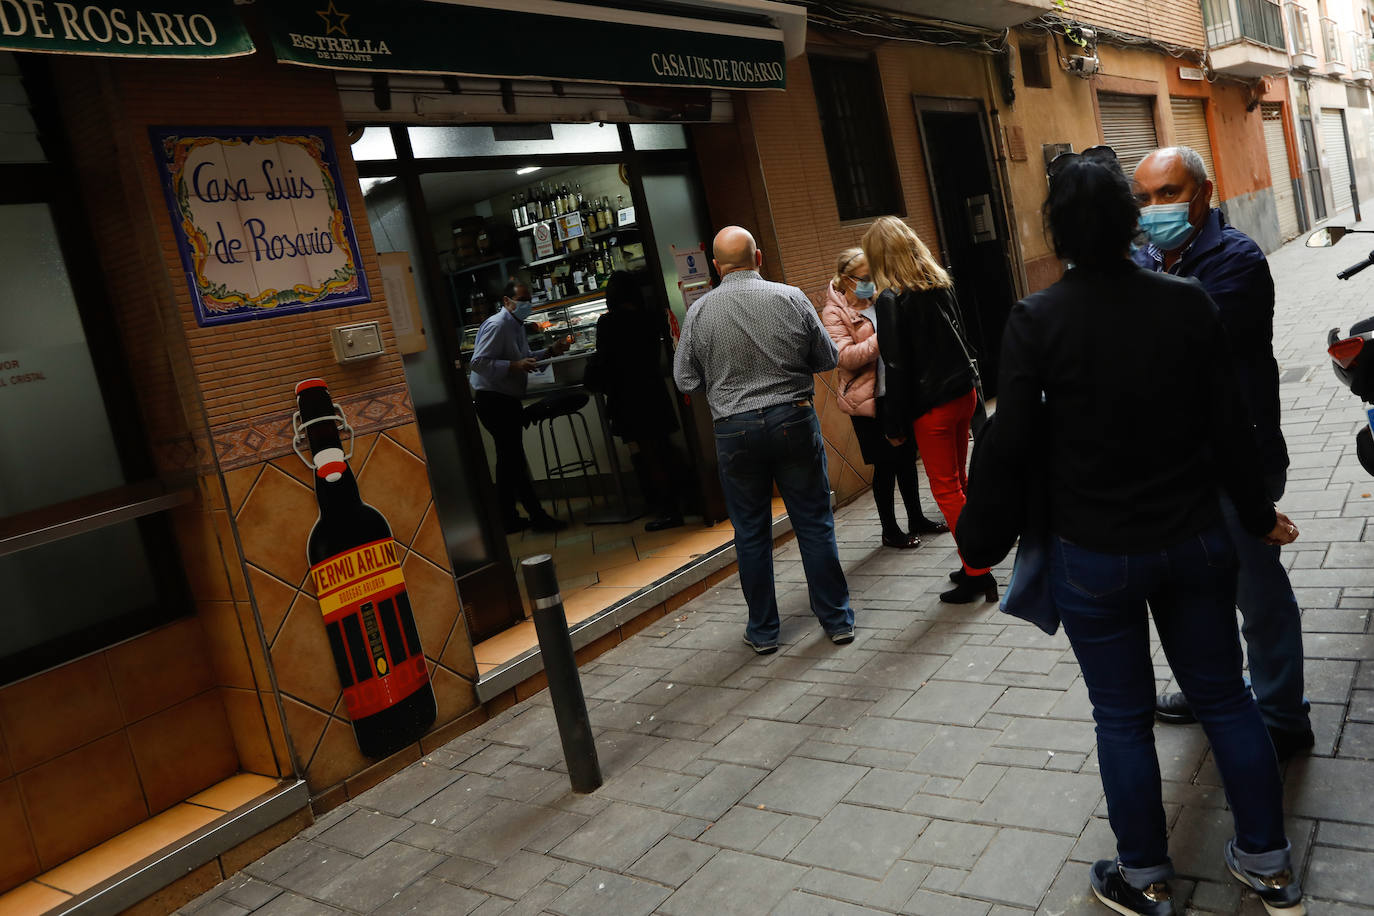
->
<box><xmin>1224</xmin><ymin>841</ymin><xmax>1305</xmax><ymax>914</ymax></box>
<box><xmin>1089</xmin><ymin>860</ymin><xmax>1175</xmax><ymax>916</ymax></box>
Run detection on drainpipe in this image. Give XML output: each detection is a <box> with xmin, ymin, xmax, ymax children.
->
<box><xmin>983</xmin><ymin>52</ymin><xmax>1030</xmax><ymax>298</ymax></box>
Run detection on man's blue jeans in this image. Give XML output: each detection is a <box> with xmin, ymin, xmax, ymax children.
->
<box><xmin>714</xmin><ymin>402</ymin><xmax>852</xmax><ymax>645</ymax></box>
<box><xmin>1052</xmin><ymin>526</ymin><xmax>1289</xmax><ymax>885</ymax></box>
<box><xmin>1224</xmin><ymin>473</ymin><xmax>1310</xmax><ymax>733</ymax></box>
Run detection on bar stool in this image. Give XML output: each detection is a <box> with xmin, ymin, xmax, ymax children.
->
<box><xmin>523</xmin><ymin>391</ymin><xmax>605</xmax><ymax>520</ymax></box>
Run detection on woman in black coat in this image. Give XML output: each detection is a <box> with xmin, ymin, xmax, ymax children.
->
<box><xmin>863</xmin><ymin>216</ymin><xmax>993</xmax><ymax>603</ymax></box>
<box><xmin>590</xmin><ymin>270</ymin><xmax>683</xmax><ymax>531</ymax></box>
<box><xmin>958</xmin><ymin>153</ymin><xmax>1304</xmax><ymax>916</ymax></box>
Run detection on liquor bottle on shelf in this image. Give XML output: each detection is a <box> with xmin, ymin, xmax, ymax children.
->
<box><xmin>598</xmin><ymin>196</ymin><xmax>611</xmax><ymax>231</ymax></box>
<box><xmin>293</xmin><ymin>379</ymin><xmax>437</xmax><ymax>759</ymax></box>
<box><xmin>518</xmin><ymin>192</ymin><xmax>528</xmax><ymax>227</ymax></box>
<box><xmin>561</xmin><ymin>183</ymin><xmax>572</xmax><ymax>213</ymax></box>
<box><xmin>510</xmin><ymin>194</ymin><xmax>521</xmax><ymax>228</ymax></box>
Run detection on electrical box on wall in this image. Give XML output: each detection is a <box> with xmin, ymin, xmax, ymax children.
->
<box><xmin>331</xmin><ymin>321</ymin><xmax>384</xmax><ymax>363</ymax></box>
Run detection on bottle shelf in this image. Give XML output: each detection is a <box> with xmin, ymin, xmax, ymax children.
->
<box><xmin>535</xmin><ymin>290</ymin><xmax>607</xmax><ymax>311</ymax></box>
<box><xmin>513</xmin><ymin>219</ymin><xmax>635</xmax><ymax>238</ymax></box>
<box><xmin>526</xmin><ymin>251</ymin><xmax>572</xmax><ymax>268</ymax></box>
<box><xmin>589</xmin><ymin>222</ymin><xmax>637</xmax><ymax>240</ymax></box>
<box><xmin>447</xmin><ymin>254</ymin><xmax>522</xmax><ymax>276</ymax></box>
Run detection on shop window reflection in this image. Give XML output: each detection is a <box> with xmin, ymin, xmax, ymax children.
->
<box><xmin>362</xmin><ymin>177</ymin><xmax>492</xmax><ymax>576</ymax></box>
<box><xmin>628</xmin><ymin>123</ymin><xmax>688</xmax><ymax>151</ymax></box>
<box><xmin>348</xmin><ymin>125</ymin><xmax>396</xmax><ymax>162</ymax></box>
<box><xmin>408</xmin><ymin>123</ymin><xmax>622</xmax><ymax>159</ymax></box>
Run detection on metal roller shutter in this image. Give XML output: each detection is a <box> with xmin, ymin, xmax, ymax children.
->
<box><xmin>1321</xmin><ymin>107</ymin><xmax>1354</xmax><ymax>214</ymax></box>
<box><xmin>1262</xmin><ymin>105</ymin><xmax>1300</xmax><ymax>240</ymax></box>
<box><xmin>1169</xmin><ymin>98</ymin><xmax>1220</xmax><ymax>206</ymax></box>
<box><xmin>1098</xmin><ymin>93</ymin><xmax>1159</xmax><ymax>177</ymax></box>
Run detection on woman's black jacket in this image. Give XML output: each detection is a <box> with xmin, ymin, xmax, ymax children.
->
<box><xmin>874</xmin><ymin>285</ymin><xmax>976</xmax><ymax>439</ymax></box>
<box><xmin>591</xmin><ymin>307</ymin><xmax>679</xmax><ymax>441</ymax></box>
<box><xmin>956</xmin><ymin>261</ymin><xmax>1276</xmax><ymax>567</ymax></box>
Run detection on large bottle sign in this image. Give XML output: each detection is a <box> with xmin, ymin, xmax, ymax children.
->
<box><xmin>294</xmin><ymin>379</ymin><xmax>435</xmax><ymax>757</ymax></box>
<box><xmin>152</xmin><ymin>127</ymin><xmax>370</xmax><ymax>326</ymax></box>
<box><xmin>311</xmin><ymin>537</ymin><xmax>429</xmax><ymax>721</ymax></box>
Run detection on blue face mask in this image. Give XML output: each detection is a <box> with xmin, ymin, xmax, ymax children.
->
<box><xmin>853</xmin><ymin>279</ymin><xmax>876</xmax><ymax>300</ymax></box>
<box><xmin>511</xmin><ymin>299</ymin><xmax>533</xmax><ymax>321</ymax></box>
<box><xmin>1139</xmin><ymin>202</ymin><xmax>1195</xmax><ymax>251</ymax></box>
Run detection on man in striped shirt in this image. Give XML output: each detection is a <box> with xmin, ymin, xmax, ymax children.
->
<box><xmin>674</xmin><ymin>226</ymin><xmax>853</xmax><ymax>653</ymax></box>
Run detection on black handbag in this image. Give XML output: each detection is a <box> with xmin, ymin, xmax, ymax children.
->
<box><xmin>958</xmin><ymin>404</ymin><xmax>1059</xmax><ymax>635</ymax></box>
<box><xmin>1001</xmin><ymin>482</ymin><xmax>1058</xmax><ymax>636</ymax></box>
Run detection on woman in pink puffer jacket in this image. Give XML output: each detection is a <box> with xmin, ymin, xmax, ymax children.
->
<box><xmin>822</xmin><ymin>247</ymin><xmax>946</xmax><ymax>548</ymax></box>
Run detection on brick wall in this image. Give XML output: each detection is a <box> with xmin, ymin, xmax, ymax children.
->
<box><xmin>1066</xmin><ymin>0</ymin><xmax>1207</xmax><ymax>49</ymax></box>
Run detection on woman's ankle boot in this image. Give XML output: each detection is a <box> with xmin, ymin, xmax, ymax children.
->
<box><xmin>940</xmin><ymin>572</ymin><xmax>998</xmax><ymax>604</ymax></box>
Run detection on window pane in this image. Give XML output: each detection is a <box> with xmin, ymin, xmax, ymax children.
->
<box><xmin>629</xmin><ymin>123</ymin><xmax>688</xmax><ymax>150</ymax></box>
<box><xmin>0</xmin><ymin>522</ymin><xmax>160</xmax><ymax>680</ymax></box>
<box><xmin>409</xmin><ymin>123</ymin><xmax>621</xmax><ymax>158</ymax></box>
<box><xmin>0</xmin><ymin>204</ymin><xmax>125</xmax><ymax>514</ymax></box>
<box><xmin>0</xmin><ymin>52</ymin><xmax>43</xmax><ymax>164</ymax></box>
<box><xmin>0</xmin><ymin>200</ymin><xmax>172</xmax><ymax>684</ymax></box>
<box><xmin>350</xmin><ymin>125</ymin><xmax>396</xmax><ymax>161</ymax></box>
<box><xmin>810</xmin><ymin>57</ymin><xmax>904</xmax><ymax>220</ymax></box>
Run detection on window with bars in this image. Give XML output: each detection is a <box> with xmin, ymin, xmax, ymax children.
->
<box><xmin>809</xmin><ymin>55</ymin><xmax>905</xmax><ymax>221</ymax></box>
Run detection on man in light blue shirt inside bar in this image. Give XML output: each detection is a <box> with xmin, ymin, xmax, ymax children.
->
<box><xmin>470</xmin><ymin>280</ymin><xmax>569</xmax><ymax>533</ymax></box>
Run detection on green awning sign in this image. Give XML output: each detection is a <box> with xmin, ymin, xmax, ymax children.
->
<box><xmin>0</xmin><ymin>1</ymin><xmax>252</xmax><ymax>58</ymax></box>
<box><xmin>264</xmin><ymin>0</ymin><xmax>787</xmax><ymax>90</ymax></box>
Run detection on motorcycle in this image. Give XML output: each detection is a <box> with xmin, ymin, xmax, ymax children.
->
<box><xmin>1307</xmin><ymin>225</ymin><xmax>1374</xmax><ymax>474</ymax></box>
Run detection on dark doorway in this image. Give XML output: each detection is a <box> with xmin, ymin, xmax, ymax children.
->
<box><xmin>913</xmin><ymin>100</ymin><xmax>1019</xmax><ymax>396</ymax></box>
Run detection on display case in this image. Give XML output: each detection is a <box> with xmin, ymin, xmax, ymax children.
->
<box><xmin>458</xmin><ymin>292</ymin><xmax>607</xmax><ymax>366</ymax></box>
<box><xmin>532</xmin><ymin>293</ymin><xmax>606</xmax><ymax>355</ymax></box>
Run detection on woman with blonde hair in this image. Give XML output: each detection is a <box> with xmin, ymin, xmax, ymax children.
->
<box><xmin>864</xmin><ymin>216</ymin><xmax>994</xmax><ymax>603</ymax></box>
<box><xmin>822</xmin><ymin>247</ymin><xmax>946</xmax><ymax>548</ymax></box>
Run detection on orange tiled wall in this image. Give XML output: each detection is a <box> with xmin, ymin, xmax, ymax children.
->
<box><xmin>0</xmin><ymin>621</ymin><xmax>240</xmax><ymax>895</ymax></box>
<box><xmin>226</xmin><ymin>424</ymin><xmax>480</xmax><ymax>801</ymax></box>
<box><xmin>50</xmin><ymin>48</ymin><xmax>483</xmax><ymax>811</ymax></box>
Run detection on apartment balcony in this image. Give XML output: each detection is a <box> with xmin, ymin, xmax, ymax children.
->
<box><xmin>855</xmin><ymin>0</ymin><xmax>1057</xmax><ymax>28</ymax></box>
<box><xmin>1322</xmin><ymin>17</ymin><xmax>1349</xmax><ymax>74</ymax></box>
<box><xmin>1354</xmin><ymin>33</ymin><xmax>1373</xmax><ymax>81</ymax></box>
<box><xmin>1203</xmin><ymin>0</ymin><xmax>1291</xmax><ymax>76</ymax></box>
<box><xmin>1285</xmin><ymin>2</ymin><xmax>1318</xmax><ymax>68</ymax></box>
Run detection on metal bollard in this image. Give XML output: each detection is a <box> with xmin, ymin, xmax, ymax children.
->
<box><xmin>520</xmin><ymin>554</ymin><xmax>603</xmax><ymax>793</ymax></box>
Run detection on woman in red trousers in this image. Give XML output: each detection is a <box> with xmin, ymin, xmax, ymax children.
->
<box><xmin>863</xmin><ymin>216</ymin><xmax>995</xmax><ymax>603</ymax></box>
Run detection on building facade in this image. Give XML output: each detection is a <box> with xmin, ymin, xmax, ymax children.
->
<box><xmin>0</xmin><ymin>1</ymin><xmax>1359</xmax><ymax>914</ymax></box>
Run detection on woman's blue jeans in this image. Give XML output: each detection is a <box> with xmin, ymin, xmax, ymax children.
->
<box><xmin>1052</xmin><ymin>526</ymin><xmax>1289</xmax><ymax>885</ymax></box>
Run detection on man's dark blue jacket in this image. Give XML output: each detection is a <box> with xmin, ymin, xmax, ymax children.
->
<box><xmin>1133</xmin><ymin>209</ymin><xmax>1289</xmax><ymax>476</ymax></box>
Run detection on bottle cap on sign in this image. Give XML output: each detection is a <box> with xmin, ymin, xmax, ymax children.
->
<box><xmin>314</xmin><ymin>447</ymin><xmax>347</xmax><ymax>482</ymax></box>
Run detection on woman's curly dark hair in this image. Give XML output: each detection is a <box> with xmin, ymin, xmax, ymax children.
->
<box><xmin>1043</xmin><ymin>157</ymin><xmax>1140</xmax><ymax>267</ymax></box>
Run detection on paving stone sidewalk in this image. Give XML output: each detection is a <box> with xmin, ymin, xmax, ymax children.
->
<box><xmin>186</xmin><ymin>232</ymin><xmax>1374</xmax><ymax>916</ymax></box>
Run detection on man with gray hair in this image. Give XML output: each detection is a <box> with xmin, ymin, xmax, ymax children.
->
<box><xmin>1132</xmin><ymin>146</ymin><xmax>1312</xmax><ymax>761</ymax></box>
<box><xmin>674</xmin><ymin>226</ymin><xmax>854</xmax><ymax>653</ymax></box>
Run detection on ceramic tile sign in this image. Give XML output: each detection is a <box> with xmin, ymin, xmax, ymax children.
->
<box><xmin>151</xmin><ymin>126</ymin><xmax>370</xmax><ymax>326</ymax></box>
